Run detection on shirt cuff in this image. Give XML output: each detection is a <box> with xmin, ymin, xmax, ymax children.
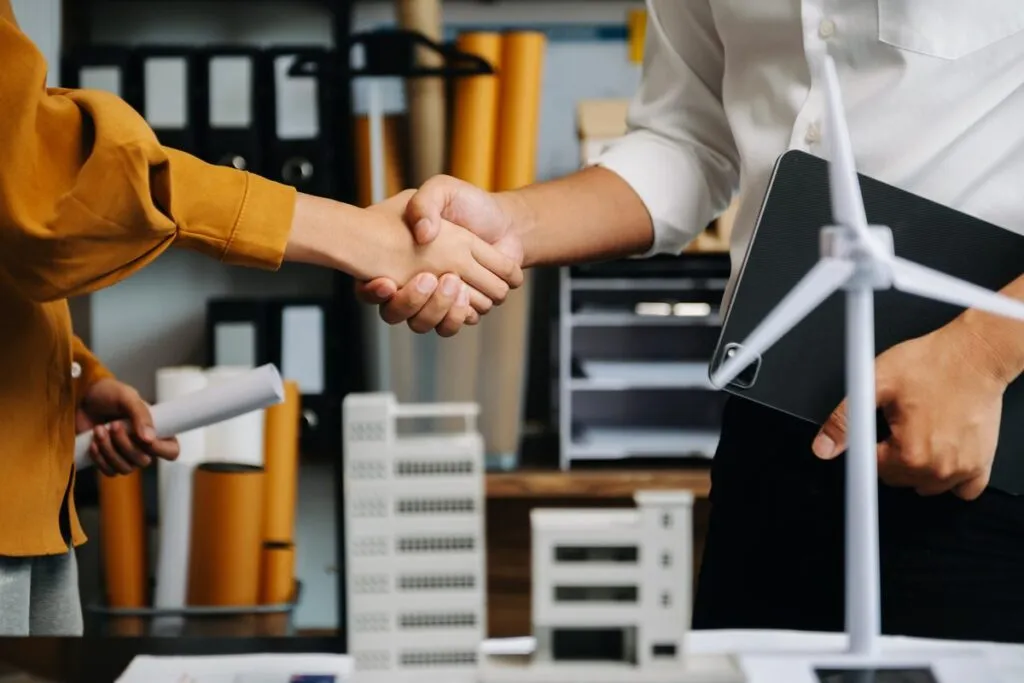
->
<box><xmin>595</xmin><ymin>130</ymin><xmax>732</xmax><ymax>257</ymax></box>
<box><xmin>72</xmin><ymin>336</ymin><xmax>114</xmax><ymax>395</ymax></box>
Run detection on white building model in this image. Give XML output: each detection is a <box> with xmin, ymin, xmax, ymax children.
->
<box><xmin>478</xmin><ymin>490</ymin><xmax>744</xmax><ymax>683</ymax></box>
<box><xmin>343</xmin><ymin>393</ymin><xmax>486</xmax><ymax>683</ymax></box>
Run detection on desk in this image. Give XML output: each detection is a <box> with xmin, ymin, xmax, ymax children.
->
<box><xmin>0</xmin><ymin>637</ymin><xmax>342</xmax><ymax>683</ymax></box>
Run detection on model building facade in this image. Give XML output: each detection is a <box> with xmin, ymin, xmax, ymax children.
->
<box><xmin>343</xmin><ymin>393</ymin><xmax>486</xmax><ymax>683</ymax></box>
<box><xmin>478</xmin><ymin>490</ymin><xmax>743</xmax><ymax>682</ymax></box>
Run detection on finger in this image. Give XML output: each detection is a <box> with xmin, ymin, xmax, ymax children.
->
<box><xmin>465</xmin><ymin>308</ymin><xmax>481</xmax><ymax>325</ymax></box>
<box><xmin>89</xmin><ymin>442</ymin><xmax>115</xmax><ymax>477</ymax></box>
<box><xmin>405</xmin><ymin>176</ymin><xmax>460</xmax><ymax>245</ymax></box>
<box><xmin>471</xmin><ymin>240</ymin><xmax>524</xmax><ymax>290</ymax></box>
<box><xmin>952</xmin><ymin>472</ymin><xmax>989</xmax><ymax>501</ymax></box>
<box><xmin>119</xmin><ymin>392</ymin><xmax>157</xmax><ymax>445</ymax></box>
<box><xmin>110</xmin><ymin>421</ymin><xmax>151</xmax><ymax>469</ymax></box>
<box><xmin>813</xmin><ymin>398</ymin><xmax>848</xmax><ymax>460</ymax></box>
<box><xmin>356</xmin><ymin>278</ymin><xmax>398</xmax><ymax>305</ymax></box>
<box><xmin>467</xmin><ymin>288</ymin><xmax>493</xmax><ymax>317</ymax></box>
<box><xmin>379</xmin><ymin>273</ymin><xmax>438</xmax><ymax>325</ymax></box>
<box><xmin>144</xmin><ymin>437</ymin><xmax>180</xmax><ymax>462</ymax></box>
<box><xmin>436</xmin><ymin>284</ymin><xmax>472</xmax><ymax>338</ymax></box>
<box><xmin>407</xmin><ymin>274</ymin><xmax>462</xmax><ymax>334</ymax></box>
<box><xmin>461</xmin><ymin>259</ymin><xmax>511</xmax><ymax>306</ymax></box>
<box><xmin>94</xmin><ymin>424</ymin><xmax>133</xmax><ymax>475</ymax></box>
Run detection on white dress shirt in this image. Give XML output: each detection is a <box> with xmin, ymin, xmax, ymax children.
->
<box><xmin>596</xmin><ymin>0</ymin><xmax>1024</xmax><ymax>309</ymax></box>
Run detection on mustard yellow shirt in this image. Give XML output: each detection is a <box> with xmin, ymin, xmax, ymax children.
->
<box><xmin>0</xmin><ymin>1</ymin><xmax>297</xmax><ymax>556</ymax></box>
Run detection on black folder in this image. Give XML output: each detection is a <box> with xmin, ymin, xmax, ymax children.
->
<box><xmin>206</xmin><ymin>298</ymin><xmax>345</xmax><ymax>456</ymax></box>
<box><xmin>195</xmin><ymin>46</ymin><xmax>264</xmax><ymax>173</ymax></box>
<box><xmin>133</xmin><ymin>47</ymin><xmax>201</xmax><ymax>154</ymax></box>
<box><xmin>259</xmin><ymin>47</ymin><xmax>338</xmax><ymax>197</ymax></box>
<box><xmin>710</xmin><ymin>150</ymin><xmax>1024</xmax><ymax>494</ymax></box>
<box><xmin>61</xmin><ymin>45</ymin><xmax>142</xmax><ymax>111</ymax></box>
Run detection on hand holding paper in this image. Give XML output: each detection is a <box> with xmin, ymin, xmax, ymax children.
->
<box><xmin>75</xmin><ymin>364</ymin><xmax>285</xmax><ymax>471</ymax></box>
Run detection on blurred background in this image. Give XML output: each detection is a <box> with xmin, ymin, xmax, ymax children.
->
<box><xmin>13</xmin><ymin>0</ymin><xmax>736</xmax><ymax>643</ymax></box>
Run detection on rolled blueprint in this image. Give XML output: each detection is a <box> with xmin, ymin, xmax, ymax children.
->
<box><xmin>204</xmin><ymin>365</ymin><xmax>268</xmax><ymax>467</ymax></box>
<box><xmin>74</xmin><ymin>363</ymin><xmax>284</xmax><ymax>471</ymax></box>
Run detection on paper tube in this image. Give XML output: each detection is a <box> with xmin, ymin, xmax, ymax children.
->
<box><xmin>259</xmin><ymin>541</ymin><xmax>295</xmax><ymax>605</ymax></box>
<box><xmin>75</xmin><ymin>363</ymin><xmax>285</xmax><ymax>470</ymax></box>
<box><xmin>479</xmin><ymin>32</ymin><xmax>545</xmax><ymax>462</ymax></box>
<box><xmin>396</xmin><ymin>0</ymin><xmax>446</xmax><ymax>186</ymax></box>
<box><xmin>187</xmin><ymin>463</ymin><xmax>265</xmax><ymax>607</ymax></box>
<box><xmin>203</xmin><ymin>366</ymin><xmax>270</xmax><ymax>467</ymax></box>
<box><xmin>434</xmin><ymin>32</ymin><xmax>504</xmax><ymax>409</ymax></box>
<box><xmin>262</xmin><ymin>381</ymin><xmax>300</xmax><ymax>543</ymax></box>
<box><xmin>98</xmin><ymin>471</ymin><xmax>147</xmax><ymax>609</ymax></box>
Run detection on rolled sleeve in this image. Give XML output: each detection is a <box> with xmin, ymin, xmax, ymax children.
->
<box><xmin>595</xmin><ymin>0</ymin><xmax>739</xmax><ymax>256</ymax></box>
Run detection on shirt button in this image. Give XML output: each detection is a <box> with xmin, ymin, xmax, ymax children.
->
<box><xmin>70</xmin><ymin>362</ymin><xmax>82</xmax><ymax>379</ymax></box>
<box><xmin>818</xmin><ymin>18</ymin><xmax>836</xmax><ymax>39</ymax></box>
<box><xmin>805</xmin><ymin>122</ymin><xmax>821</xmax><ymax>144</ymax></box>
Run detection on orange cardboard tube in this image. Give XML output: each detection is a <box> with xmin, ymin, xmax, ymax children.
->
<box><xmin>187</xmin><ymin>463</ymin><xmax>264</xmax><ymax>607</ymax></box>
<box><xmin>494</xmin><ymin>32</ymin><xmax>546</xmax><ymax>191</ymax></box>
<box><xmin>259</xmin><ymin>541</ymin><xmax>295</xmax><ymax>605</ymax></box>
<box><xmin>450</xmin><ymin>32</ymin><xmax>503</xmax><ymax>191</ymax></box>
<box><xmin>98</xmin><ymin>471</ymin><xmax>147</xmax><ymax>609</ymax></box>
<box><xmin>262</xmin><ymin>380</ymin><xmax>300</xmax><ymax>543</ymax></box>
<box><xmin>353</xmin><ymin>115</ymin><xmax>406</xmax><ymax>208</ymax></box>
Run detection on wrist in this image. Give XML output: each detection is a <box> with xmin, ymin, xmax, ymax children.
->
<box><xmin>495</xmin><ymin>190</ymin><xmax>539</xmax><ymax>268</ymax></box>
<box><xmin>284</xmin><ymin>193</ymin><xmax>371</xmax><ymax>275</ymax></box>
<box><xmin>952</xmin><ymin>309</ymin><xmax>1024</xmax><ymax>386</ymax></box>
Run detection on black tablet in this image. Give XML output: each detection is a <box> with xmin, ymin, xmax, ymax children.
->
<box><xmin>709</xmin><ymin>150</ymin><xmax>1024</xmax><ymax>494</ymax></box>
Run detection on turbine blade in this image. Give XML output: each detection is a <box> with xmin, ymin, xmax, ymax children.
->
<box><xmin>711</xmin><ymin>258</ymin><xmax>856</xmax><ymax>388</ymax></box>
<box><xmin>819</xmin><ymin>55</ymin><xmax>872</xmax><ymax>241</ymax></box>
<box><xmin>890</xmin><ymin>257</ymin><xmax>1024</xmax><ymax>323</ymax></box>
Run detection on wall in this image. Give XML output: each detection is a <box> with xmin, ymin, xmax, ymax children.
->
<box><xmin>69</xmin><ymin>0</ymin><xmax>643</xmax><ymax>631</ymax></box>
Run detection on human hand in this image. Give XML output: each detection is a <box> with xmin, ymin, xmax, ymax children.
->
<box><xmin>76</xmin><ymin>378</ymin><xmax>180</xmax><ymax>476</ymax></box>
<box><xmin>355</xmin><ymin>176</ymin><xmax>527</xmax><ymax>337</ymax></box>
<box><xmin>812</xmin><ymin>319</ymin><xmax>1010</xmax><ymax>500</ymax></box>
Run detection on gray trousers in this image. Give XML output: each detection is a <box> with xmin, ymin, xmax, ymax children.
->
<box><xmin>0</xmin><ymin>548</ymin><xmax>83</xmax><ymax>636</ymax></box>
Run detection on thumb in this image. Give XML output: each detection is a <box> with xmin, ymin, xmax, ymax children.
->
<box><xmin>813</xmin><ymin>398</ymin><xmax>848</xmax><ymax>460</ymax></box>
<box><xmin>405</xmin><ymin>174</ymin><xmax>476</xmax><ymax>245</ymax></box>
<box><xmin>119</xmin><ymin>388</ymin><xmax>156</xmax><ymax>443</ymax></box>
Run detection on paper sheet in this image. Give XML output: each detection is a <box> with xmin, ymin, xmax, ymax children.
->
<box><xmin>115</xmin><ymin>653</ymin><xmax>351</xmax><ymax>683</ymax></box>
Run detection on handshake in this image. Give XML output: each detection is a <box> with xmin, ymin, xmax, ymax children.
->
<box><xmin>289</xmin><ymin>174</ymin><xmax>529</xmax><ymax>338</ymax></box>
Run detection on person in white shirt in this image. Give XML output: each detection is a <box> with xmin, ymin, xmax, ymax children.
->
<box><xmin>358</xmin><ymin>1</ymin><xmax>1024</xmax><ymax>641</ymax></box>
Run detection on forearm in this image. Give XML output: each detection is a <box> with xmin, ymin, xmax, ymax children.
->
<box><xmin>497</xmin><ymin>166</ymin><xmax>655</xmax><ymax>268</ymax></box>
<box><xmin>955</xmin><ymin>273</ymin><xmax>1024</xmax><ymax>384</ymax></box>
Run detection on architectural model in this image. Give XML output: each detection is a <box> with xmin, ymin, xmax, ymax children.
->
<box><xmin>477</xmin><ymin>490</ymin><xmax>743</xmax><ymax>683</ymax></box>
<box><xmin>342</xmin><ymin>393</ymin><xmax>487</xmax><ymax>683</ymax></box>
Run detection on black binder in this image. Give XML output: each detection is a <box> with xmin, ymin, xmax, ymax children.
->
<box><xmin>259</xmin><ymin>47</ymin><xmax>338</xmax><ymax>197</ymax></box>
<box><xmin>195</xmin><ymin>46</ymin><xmax>264</xmax><ymax>173</ymax></box>
<box><xmin>61</xmin><ymin>45</ymin><xmax>142</xmax><ymax>110</ymax></box>
<box><xmin>206</xmin><ymin>298</ymin><xmax>345</xmax><ymax>456</ymax></box>
<box><xmin>133</xmin><ymin>47</ymin><xmax>201</xmax><ymax>154</ymax></box>
<box><xmin>710</xmin><ymin>150</ymin><xmax>1024</xmax><ymax>494</ymax></box>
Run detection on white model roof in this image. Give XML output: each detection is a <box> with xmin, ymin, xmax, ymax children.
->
<box><xmin>530</xmin><ymin>509</ymin><xmax>640</xmax><ymax>531</ymax></box>
<box><xmin>633</xmin><ymin>490</ymin><xmax>694</xmax><ymax>507</ymax></box>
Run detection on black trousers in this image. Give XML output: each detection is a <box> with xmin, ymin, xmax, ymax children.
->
<box><xmin>692</xmin><ymin>396</ymin><xmax>1024</xmax><ymax>643</ymax></box>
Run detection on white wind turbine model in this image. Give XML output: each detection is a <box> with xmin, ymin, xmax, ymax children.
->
<box><xmin>710</xmin><ymin>55</ymin><xmax>1024</xmax><ymax>680</ymax></box>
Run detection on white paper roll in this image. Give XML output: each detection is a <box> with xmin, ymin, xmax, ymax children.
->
<box><xmin>74</xmin><ymin>363</ymin><xmax>284</xmax><ymax>471</ymax></box>
<box><xmin>151</xmin><ymin>365</ymin><xmax>209</xmax><ymax>636</ymax></box>
<box><xmin>203</xmin><ymin>366</ymin><xmax>268</xmax><ymax>468</ymax></box>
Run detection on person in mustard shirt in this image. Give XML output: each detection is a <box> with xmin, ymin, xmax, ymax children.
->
<box><xmin>0</xmin><ymin>2</ymin><xmax>522</xmax><ymax>636</ymax></box>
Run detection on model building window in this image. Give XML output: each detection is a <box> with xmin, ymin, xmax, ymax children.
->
<box><xmin>660</xmin><ymin>551</ymin><xmax>672</xmax><ymax>567</ymax></box>
<box><xmin>651</xmin><ymin>643</ymin><xmax>677</xmax><ymax>658</ymax></box>
<box><xmin>399</xmin><ymin>651</ymin><xmax>477</xmax><ymax>667</ymax></box>
<box><xmin>660</xmin><ymin>591</ymin><xmax>672</xmax><ymax>607</ymax></box>
<box><xmin>661</xmin><ymin>512</ymin><xmax>672</xmax><ymax>528</ymax></box>
<box><xmin>397</xmin><ymin>536</ymin><xmax>475</xmax><ymax>553</ymax></box>
<box><xmin>553</xmin><ymin>545</ymin><xmax>638</xmax><ymax>563</ymax></box>
<box><xmin>396</xmin><ymin>497</ymin><xmax>475</xmax><ymax>514</ymax></box>
<box><xmin>398</xmin><ymin>574</ymin><xmax>476</xmax><ymax>590</ymax></box>
<box><xmin>554</xmin><ymin>585</ymin><xmax>638</xmax><ymax>602</ymax></box>
<box><xmin>395</xmin><ymin>459</ymin><xmax>474</xmax><ymax>476</ymax></box>
<box><xmin>399</xmin><ymin>612</ymin><xmax>477</xmax><ymax>629</ymax></box>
